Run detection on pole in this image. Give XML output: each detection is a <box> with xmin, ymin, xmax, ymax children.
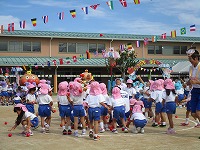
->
<box><xmin>53</xmin><ymin>66</ymin><xmax>58</xmax><ymax>93</ymax></box>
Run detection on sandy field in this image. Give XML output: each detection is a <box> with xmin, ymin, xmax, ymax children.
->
<box><xmin>0</xmin><ymin>96</ymin><xmax>200</xmax><ymax>150</ymax></box>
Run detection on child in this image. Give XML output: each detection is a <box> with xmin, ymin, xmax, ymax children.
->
<box><xmin>26</xmin><ymin>84</ymin><xmax>36</xmax><ymax>114</ymax></box>
<box><xmin>109</xmin><ymin>87</ymin><xmax>128</xmax><ymax>134</ymax></box>
<box><xmin>67</xmin><ymin>81</ymin><xmax>87</xmax><ymax>137</ymax></box>
<box><xmin>124</xmin><ymin>79</ymin><xmax>136</xmax><ymax>99</ymax></box>
<box><xmin>175</xmin><ymin>80</ymin><xmax>185</xmax><ymax>107</ymax></box>
<box><xmin>57</xmin><ymin>81</ymin><xmax>72</xmax><ymax>135</ymax></box>
<box><xmin>36</xmin><ymin>83</ymin><xmax>53</xmax><ymax>133</ymax></box>
<box><xmin>130</xmin><ymin>101</ymin><xmax>147</xmax><ymax>134</ymax></box>
<box><xmin>85</xmin><ymin>81</ymin><xmax>110</xmax><ymax>141</ymax></box>
<box><xmin>99</xmin><ymin>83</ymin><xmax>110</xmax><ymax>132</ymax></box>
<box><xmin>13</xmin><ymin>93</ymin><xmax>22</xmax><ymax>105</ymax></box>
<box><xmin>8</xmin><ymin>104</ymin><xmax>39</xmax><ymax>136</ymax></box>
<box><xmin>149</xmin><ymin>80</ymin><xmax>166</xmax><ymax>127</ymax></box>
<box><xmin>162</xmin><ymin>79</ymin><xmax>177</xmax><ymax>134</ymax></box>
<box><xmin>0</xmin><ymin>81</ymin><xmax>9</xmax><ymax>106</ymax></box>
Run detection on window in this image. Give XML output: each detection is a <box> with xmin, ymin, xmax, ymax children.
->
<box><xmin>97</xmin><ymin>44</ymin><xmax>105</xmax><ymax>53</ymax></box>
<box><xmin>32</xmin><ymin>42</ymin><xmax>41</xmax><ymax>52</ymax></box>
<box><xmin>9</xmin><ymin>41</ymin><xmax>22</xmax><ymax>52</ymax></box>
<box><xmin>68</xmin><ymin>43</ymin><xmax>76</xmax><ymax>53</ymax></box>
<box><xmin>59</xmin><ymin>43</ymin><xmax>67</xmax><ymax>52</ymax></box>
<box><xmin>23</xmin><ymin>42</ymin><xmax>31</xmax><ymax>52</ymax></box>
<box><xmin>89</xmin><ymin>44</ymin><xmax>97</xmax><ymax>53</ymax></box>
<box><xmin>77</xmin><ymin>43</ymin><xmax>88</xmax><ymax>53</ymax></box>
<box><xmin>173</xmin><ymin>46</ymin><xmax>187</xmax><ymax>54</ymax></box>
<box><xmin>0</xmin><ymin>41</ymin><xmax>8</xmax><ymax>51</ymax></box>
<box><xmin>148</xmin><ymin>45</ymin><xmax>162</xmax><ymax>54</ymax></box>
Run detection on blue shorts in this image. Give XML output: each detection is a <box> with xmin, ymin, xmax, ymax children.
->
<box><xmin>88</xmin><ymin>107</ymin><xmax>101</xmax><ymax>121</ymax></box>
<box><xmin>26</xmin><ymin>104</ymin><xmax>35</xmax><ymax>113</ymax></box>
<box><xmin>186</xmin><ymin>101</ymin><xmax>191</xmax><ymax>111</ymax></box>
<box><xmin>113</xmin><ymin>106</ymin><xmax>125</xmax><ymax>120</ymax></box>
<box><xmin>166</xmin><ymin>102</ymin><xmax>176</xmax><ymax>114</ymax></box>
<box><xmin>125</xmin><ymin>111</ymin><xmax>130</xmax><ymax>119</ymax></box>
<box><xmin>184</xmin><ymin>90</ymin><xmax>190</xmax><ymax>97</ymax></box>
<box><xmin>59</xmin><ymin>105</ymin><xmax>71</xmax><ymax>118</ymax></box>
<box><xmin>31</xmin><ymin>117</ymin><xmax>39</xmax><ymax>127</ymax></box>
<box><xmin>190</xmin><ymin>88</ymin><xmax>200</xmax><ymax>113</ymax></box>
<box><xmin>100</xmin><ymin>105</ymin><xmax>108</xmax><ymax>116</ymax></box>
<box><xmin>155</xmin><ymin>102</ymin><xmax>166</xmax><ymax>113</ymax></box>
<box><xmin>14</xmin><ymin>100</ymin><xmax>21</xmax><ymax>104</ymax></box>
<box><xmin>134</xmin><ymin>119</ymin><xmax>147</xmax><ymax>128</ymax></box>
<box><xmin>141</xmin><ymin>97</ymin><xmax>152</xmax><ymax>108</ymax></box>
<box><xmin>0</xmin><ymin>91</ymin><xmax>9</xmax><ymax>97</ymax></box>
<box><xmin>38</xmin><ymin>104</ymin><xmax>51</xmax><ymax>117</ymax></box>
<box><xmin>8</xmin><ymin>92</ymin><xmax>13</xmax><ymax>97</ymax></box>
<box><xmin>178</xmin><ymin>94</ymin><xmax>185</xmax><ymax>102</ymax></box>
<box><xmin>73</xmin><ymin>105</ymin><xmax>85</xmax><ymax>117</ymax></box>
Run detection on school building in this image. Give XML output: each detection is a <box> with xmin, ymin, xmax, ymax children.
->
<box><xmin>0</xmin><ymin>30</ymin><xmax>199</xmax><ymax>93</ymax></box>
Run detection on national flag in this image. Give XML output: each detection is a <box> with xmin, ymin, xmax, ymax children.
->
<box><xmin>94</xmin><ymin>50</ymin><xmax>98</xmax><ymax>57</ymax></box>
<box><xmin>180</xmin><ymin>27</ymin><xmax>186</xmax><ymax>35</ymax></box>
<box><xmin>8</xmin><ymin>23</ymin><xmax>14</xmax><ymax>32</ymax></box>
<box><xmin>86</xmin><ymin>50</ymin><xmax>91</xmax><ymax>59</ymax></box>
<box><xmin>144</xmin><ymin>38</ymin><xmax>149</xmax><ymax>46</ymax></box>
<box><xmin>136</xmin><ymin>41</ymin><xmax>140</xmax><ymax>48</ymax></box>
<box><xmin>90</xmin><ymin>4</ymin><xmax>100</xmax><ymax>10</ymax></box>
<box><xmin>127</xmin><ymin>43</ymin><xmax>132</xmax><ymax>50</ymax></box>
<box><xmin>59</xmin><ymin>58</ymin><xmax>63</xmax><ymax>65</ymax></box>
<box><xmin>161</xmin><ymin>33</ymin><xmax>166</xmax><ymax>39</ymax></box>
<box><xmin>152</xmin><ymin>36</ymin><xmax>158</xmax><ymax>42</ymax></box>
<box><xmin>80</xmin><ymin>54</ymin><xmax>84</xmax><ymax>61</ymax></box>
<box><xmin>47</xmin><ymin>61</ymin><xmax>51</xmax><ymax>67</ymax></box>
<box><xmin>73</xmin><ymin>56</ymin><xmax>77</xmax><ymax>62</ymax></box>
<box><xmin>42</xmin><ymin>16</ymin><xmax>48</xmax><ymax>24</ymax></box>
<box><xmin>31</xmin><ymin>18</ymin><xmax>37</xmax><ymax>27</ymax></box>
<box><xmin>82</xmin><ymin>7</ymin><xmax>88</xmax><ymax>14</ymax></box>
<box><xmin>134</xmin><ymin>0</ymin><xmax>140</xmax><ymax>4</ymax></box>
<box><xmin>119</xmin><ymin>0</ymin><xmax>127</xmax><ymax>7</ymax></box>
<box><xmin>190</xmin><ymin>24</ymin><xmax>196</xmax><ymax>31</ymax></box>
<box><xmin>171</xmin><ymin>30</ymin><xmax>176</xmax><ymax>38</ymax></box>
<box><xmin>107</xmin><ymin>1</ymin><xmax>114</xmax><ymax>10</ymax></box>
<box><xmin>53</xmin><ymin>60</ymin><xmax>57</xmax><ymax>66</ymax></box>
<box><xmin>0</xmin><ymin>25</ymin><xmax>4</xmax><ymax>34</ymax></box>
<box><xmin>19</xmin><ymin>20</ymin><xmax>26</xmax><ymax>29</ymax></box>
<box><xmin>34</xmin><ymin>63</ymin><xmax>38</xmax><ymax>69</ymax></box>
<box><xmin>58</xmin><ymin>12</ymin><xmax>64</xmax><ymax>20</ymax></box>
<box><xmin>120</xmin><ymin>44</ymin><xmax>125</xmax><ymax>51</ymax></box>
<box><xmin>70</xmin><ymin>10</ymin><xmax>76</xmax><ymax>18</ymax></box>
<box><xmin>0</xmin><ymin>68</ymin><xmax>3</xmax><ymax>74</ymax></box>
<box><xmin>99</xmin><ymin>33</ymin><xmax>103</xmax><ymax>37</ymax></box>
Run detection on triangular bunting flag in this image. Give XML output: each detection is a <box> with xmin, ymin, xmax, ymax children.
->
<box><xmin>106</xmin><ymin>1</ymin><xmax>114</xmax><ymax>10</ymax></box>
<box><xmin>19</xmin><ymin>21</ymin><xmax>26</xmax><ymax>29</ymax></box>
<box><xmin>70</xmin><ymin>10</ymin><xmax>76</xmax><ymax>18</ymax></box>
<box><xmin>31</xmin><ymin>18</ymin><xmax>37</xmax><ymax>27</ymax></box>
<box><xmin>90</xmin><ymin>4</ymin><xmax>100</xmax><ymax>10</ymax></box>
<box><xmin>134</xmin><ymin>0</ymin><xmax>140</xmax><ymax>4</ymax></box>
<box><xmin>73</xmin><ymin>56</ymin><xmax>77</xmax><ymax>62</ymax></box>
<box><xmin>171</xmin><ymin>30</ymin><xmax>176</xmax><ymax>38</ymax></box>
<box><xmin>42</xmin><ymin>16</ymin><xmax>48</xmax><ymax>24</ymax></box>
<box><xmin>58</xmin><ymin>12</ymin><xmax>64</xmax><ymax>20</ymax></box>
<box><xmin>119</xmin><ymin>0</ymin><xmax>127</xmax><ymax>7</ymax></box>
<box><xmin>82</xmin><ymin>7</ymin><xmax>88</xmax><ymax>14</ymax></box>
<box><xmin>8</xmin><ymin>23</ymin><xmax>14</xmax><ymax>32</ymax></box>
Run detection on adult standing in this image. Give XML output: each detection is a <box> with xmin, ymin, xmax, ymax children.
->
<box><xmin>187</xmin><ymin>48</ymin><xmax>200</xmax><ymax>127</ymax></box>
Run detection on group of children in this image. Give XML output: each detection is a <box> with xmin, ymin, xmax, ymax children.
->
<box><xmin>5</xmin><ymin>75</ymin><xmax>197</xmax><ymax>141</ymax></box>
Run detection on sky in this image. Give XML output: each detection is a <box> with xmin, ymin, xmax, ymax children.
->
<box><xmin>0</xmin><ymin>0</ymin><xmax>200</xmax><ymax>37</ymax></box>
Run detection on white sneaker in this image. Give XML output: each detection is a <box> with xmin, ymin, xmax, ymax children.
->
<box><xmin>100</xmin><ymin>128</ymin><xmax>105</xmax><ymax>133</ymax></box>
<box><xmin>41</xmin><ymin>128</ymin><xmax>46</xmax><ymax>134</ymax></box>
<box><xmin>74</xmin><ymin>132</ymin><xmax>79</xmax><ymax>137</ymax></box>
<box><xmin>132</xmin><ymin>127</ymin><xmax>138</xmax><ymax>134</ymax></box>
<box><xmin>124</xmin><ymin>128</ymin><xmax>128</xmax><ymax>133</ymax></box>
<box><xmin>112</xmin><ymin>129</ymin><xmax>118</xmax><ymax>134</ymax></box>
<box><xmin>140</xmin><ymin>128</ymin><xmax>144</xmax><ymax>134</ymax></box>
<box><xmin>81</xmin><ymin>129</ymin><xmax>86</xmax><ymax>135</ymax></box>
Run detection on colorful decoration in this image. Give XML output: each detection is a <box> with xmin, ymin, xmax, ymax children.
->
<box><xmin>80</xmin><ymin>69</ymin><xmax>93</xmax><ymax>84</ymax></box>
<box><xmin>127</xmin><ymin>59</ymin><xmax>162</xmax><ymax>74</ymax></box>
<box><xmin>19</xmin><ymin>72</ymin><xmax>40</xmax><ymax>86</ymax></box>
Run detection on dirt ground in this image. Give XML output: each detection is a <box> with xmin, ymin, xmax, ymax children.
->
<box><xmin>0</xmin><ymin>96</ymin><xmax>200</xmax><ymax>150</ymax></box>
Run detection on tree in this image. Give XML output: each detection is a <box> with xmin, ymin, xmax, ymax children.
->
<box><xmin>115</xmin><ymin>48</ymin><xmax>138</xmax><ymax>80</ymax></box>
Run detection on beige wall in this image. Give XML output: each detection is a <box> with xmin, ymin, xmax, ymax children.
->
<box><xmin>0</xmin><ymin>36</ymin><xmax>199</xmax><ymax>59</ymax></box>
